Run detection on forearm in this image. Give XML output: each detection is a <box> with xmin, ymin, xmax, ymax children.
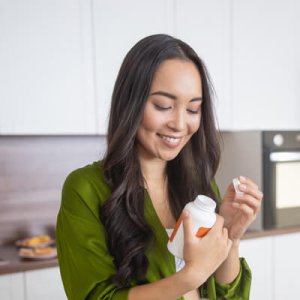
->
<box><xmin>214</xmin><ymin>239</ymin><xmax>240</xmax><ymax>284</ymax></box>
<box><xmin>128</xmin><ymin>267</ymin><xmax>202</xmax><ymax>300</ymax></box>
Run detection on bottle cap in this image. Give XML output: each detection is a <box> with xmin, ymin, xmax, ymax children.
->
<box><xmin>194</xmin><ymin>195</ymin><xmax>216</xmax><ymax>212</ymax></box>
<box><xmin>233</xmin><ymin>177</ymin><xmax>244</xmax><ymax>195</ymax></box>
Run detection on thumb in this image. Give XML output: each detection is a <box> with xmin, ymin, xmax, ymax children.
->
<box><xmin>182</xmin><ymin>209</ymin><xmax>193</xmax><ymax>244</ymax></box>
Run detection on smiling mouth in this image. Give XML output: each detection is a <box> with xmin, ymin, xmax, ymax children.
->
<box><xmin>157</xmin><ymin>134</ymin><xmax>182</xmax><ymax>145</ymax></box>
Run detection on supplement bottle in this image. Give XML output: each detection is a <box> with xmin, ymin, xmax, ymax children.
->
<box><xmin>167</xmin><ymin>195</ymin><xmax>217</xmax><ymax>260</ymax></box>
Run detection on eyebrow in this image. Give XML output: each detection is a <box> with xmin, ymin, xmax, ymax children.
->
<box><xmin>150</xmin><ymin>91</ymin><xmax>203</xmax><ymax>102</ymax></box>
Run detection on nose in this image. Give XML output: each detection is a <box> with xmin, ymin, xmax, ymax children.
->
<box><xmin>167</xmin><ymin>110</ymin><xmax>186</xmax><ymax>132</ymax></box>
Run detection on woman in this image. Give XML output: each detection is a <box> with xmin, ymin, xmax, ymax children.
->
<box><xmin>56</xmin><ymin>34</ymin><xmax>263</xmax><ymax>300</ymax></box>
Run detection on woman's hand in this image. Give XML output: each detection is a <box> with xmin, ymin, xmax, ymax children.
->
<box><xmin>181</xmin><ymin>212</ymin><xmax>232</xmax><ymax>289</ymax></box>
<box><xmin>219</xmin><ymin>176</ymin><xmax>263</xmax><ymax>241</ymax></box>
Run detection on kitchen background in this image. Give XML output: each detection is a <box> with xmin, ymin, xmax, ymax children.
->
<box><xmin>0</xmin><ymin>0</ymin><xmax>300</xmax><ymax>299</ymax></box>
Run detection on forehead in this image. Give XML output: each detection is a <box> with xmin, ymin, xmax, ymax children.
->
<box><xmin>150</xmin><ymin>59</ymin><xmax>202</xmax><ymax>95</ymax></box>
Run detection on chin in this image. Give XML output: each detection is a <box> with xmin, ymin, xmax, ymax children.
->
<box><xmin>159</xmin><ymin>152</ymin><xmax>181</xmax><ymax>162</ymax></box>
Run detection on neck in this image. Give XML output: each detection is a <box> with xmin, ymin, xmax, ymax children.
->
<box><xmin>139</xmin><ymin>157</ymin><xmax>167</xmax><ymax>184</ymax></box>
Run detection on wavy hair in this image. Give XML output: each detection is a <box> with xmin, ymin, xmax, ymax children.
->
<box><xmin>101</xmin><ymin>34</ymin><xmax>220</xmax><ymax>287</ymax></box>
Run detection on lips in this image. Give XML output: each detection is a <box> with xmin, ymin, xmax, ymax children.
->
<box><xmin>157</xmin><ymin>134</ymin><xmax>182</xmax><ymax>146</ymax></box>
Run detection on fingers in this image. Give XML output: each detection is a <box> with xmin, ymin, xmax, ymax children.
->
<box><xmin>183</xmin><ymin>212</ymin><xmax>232</xmax><ymax>254</ymax></box>
<box><xmin>238</xmin><ymin>176</ymin><xmax>263</xmax><ymax>199</ymax></box>
<box><xmin>234</xmin><ymin>192</ymin><xmax>262</xmax><ymax>210</ymax></box>
<box><xmin>233</xmin><ymin>197</ymin><xmax>262</xmax><ymax>221</ymax></box>
<box><xmin>210</xmin><ymin>214</ymin><xmax>225</xmax><ymax>233</ymax></box>
<box><xmin>232</xmin><ymin>202</ymin><xmax>257</xmax><ymax>221</ymax></box>
<box><xmin>182</xmin><ymin>211</ymin><xmax>232</xmax><ymax>284</ymax></box>
<box><xmin>216</xmin><ymin>218</ymin><xmax>232</xmax><ymax>255</ymax></box>
<box><xmin>238</xmin><ymin>176</ymin><xmax>258</xmax><ymax>190</ymax></box>
<box><xmin>183</xmin><ymin>211</ymin><xmax>229</xmax><ymax>243</ymax></box>
<box><xmin>209</xmin><ymin>216</ymin><xmax>232</xmax><ymax>248</ymax></box>
<box><xmin>233</xmin><ymin>176</ymin><xmax>263</xmax><ymax>211</ymax></box>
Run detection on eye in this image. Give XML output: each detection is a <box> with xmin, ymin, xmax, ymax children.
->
<box><xmin>186</xmin><ymin>109</ymin><xmax>199</xmax><ymax>114</ymax></box>
<box><xmin>187</xmin><ymin>107</ymin><xmax>201</xmax><ymax>114</ymax></box>
<box><xmin>154</xmin><ymin>104</ymin><xmax>171</xmax><ymax>111</ymax></box>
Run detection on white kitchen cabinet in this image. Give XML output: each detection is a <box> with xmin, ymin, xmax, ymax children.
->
<box><xmin>240</xmin><ymin>237</ymin><xmax>274</xmax><ymax>300</ymax></box>
<box><xmin>91</xmin><ymin>0</ymin><xmax>175</xmax><ymax>134</ymax></box>
<box><xmin>24</xmin><ymin>267</ymin><xmax>66</xmax><ymax>300</ymax></box>
<box><xmin>2</xmin><ymin>1</ymin><xmax>299</xmax><ymax>134</ymax></box>
<box><xmin>273</xmin><ymin>232</ymin><xmax>300</xmax><ymax>299</ymax></box>
<box><xmin>231</xmin><ymin>0</ymin><xmax>300</xmax><ymax>130</ymax></box>
<box><xmin>0</xmin><ymin>0</ymin><xmax>96</xmax><ymax>134</ymax></box>
<box><xmin>175</xmin><ymin>0</ymin><xmax>232</xmax><ymax>129</ymax></box>
<box><xmin>0</xmin><ymin>273</ymin><xmax>25</xmax><ymax>300</ymax></box>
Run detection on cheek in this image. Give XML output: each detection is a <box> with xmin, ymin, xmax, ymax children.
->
<box><xmin>140</xmin><ymin>109</ymin><xmax>163</xmax><ymax>132</ymax></box>
<box><xmin>188</xmin><ymin>116</ymin><xmax>201</xmax><ymax>134</ymax></box>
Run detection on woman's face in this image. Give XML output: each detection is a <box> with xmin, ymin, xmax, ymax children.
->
<box><xmin>136</xmin><ymin>58</ymin><xmax>202</xmax><ymax>162</ymax></box>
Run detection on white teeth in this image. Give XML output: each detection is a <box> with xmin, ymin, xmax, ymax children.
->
<box><xmin>160</xmin><ymin>135</ymin><xmax>180</xmax><ymax>144</ymax></box>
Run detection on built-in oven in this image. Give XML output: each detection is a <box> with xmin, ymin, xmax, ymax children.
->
<box><xmin>216</xmin><ymin>130</ymin><xmax>300</xmax><ymax>231</ymax></box>
<box><xmin>263</xmin><ymin>132</ymin><xmax>300</xmax><ymax>229</ymax></box>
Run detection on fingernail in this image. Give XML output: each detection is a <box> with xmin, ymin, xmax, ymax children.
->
<box><xmin>239</xmin><ymin>176</ymin><xmax>246</xmax><ymax>182</ymax></box>
<box><xmin>239</xmin><ymin>184</ymin><xmax>247</xmax><ymax>191</ymax></box>
<box><xmin>236</xmin><ymin>191</ymin><xmax>244</xmax><ymax>197</ymax></box>
<box><xmin>184</xmin><ymin>210</ymin><xmax>190</xmax><ymax>218</ymax></box>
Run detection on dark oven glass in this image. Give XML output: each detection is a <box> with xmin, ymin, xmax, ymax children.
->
<box><xmin>263</xmin><ymin>132</ymin><xmax>300</xmax><ymax>229</ymax></box>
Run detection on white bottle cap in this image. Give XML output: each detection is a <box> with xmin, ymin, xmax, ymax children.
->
<box><xmin>194</xmin><ymin>195</ymin><xmax>216</xmax><ymax>212</ymax></box>
<box><xmin>233</xmin><ymin>177</ymin><xmax>243</xmax><ymax>195</ymax></box>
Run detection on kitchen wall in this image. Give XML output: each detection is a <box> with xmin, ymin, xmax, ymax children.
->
<box><xmin>0</xmin><ymin>135</ymin><xmax>106</xmax><ymax>244</ymax></box>
<box><xmin>0</xmin><ymin>0</ymin><xmax>299</xmax><ymax>135</ymax></box>
<box><xmin>1</xmin><ymin>2</ymin><xmax>300</xmax><ymax>299</ymax></box>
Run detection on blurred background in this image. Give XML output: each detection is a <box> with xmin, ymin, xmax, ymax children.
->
<box><xmin>0</xmin><ymin>1</ymin><xmax>300</xmax><ymax>299</ymax></box>
<box><xmin>1</xmin><ymin>0</ymin><xmax>300</xmax><ymax>134</ymax></box>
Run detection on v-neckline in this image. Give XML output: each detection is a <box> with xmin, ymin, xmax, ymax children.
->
<box><xmin>144</xmin><ymin>189</ymin><xmax>170</xmax><ymax>243</ymax></box>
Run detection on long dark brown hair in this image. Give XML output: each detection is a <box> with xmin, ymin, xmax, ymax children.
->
<box><xmin>101</xmin><ymin>34</ymin><xmax>220</xmax><ymax>287</ymax></box>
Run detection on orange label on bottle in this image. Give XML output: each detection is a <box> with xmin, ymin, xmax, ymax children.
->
<box><xmin>170</xmin><ymin>213</ymin><xmax>183</xmax><ymax>242</ymax></box>
<box><xmin>196</xmin><ymin>227</ymin><xmax>211</xmax><ymax>238</ymax></box>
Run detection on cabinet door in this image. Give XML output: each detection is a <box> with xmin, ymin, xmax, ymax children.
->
<box><xmin>232</xmin><ymin>0</ymin><xmax>300</xmax><ymax>129</ymax></box>
<box><xmin>240</xmin><ymin>237</ymin><xmax>273</xmax><ymax>300</ymax></box>
<box><xmin>175</xmin><ymin>0</ymin><xmax>231</xmax><ymax>129</ymax></box>
<box><xmin>273</xmin><ymin>232</ymin><xmax>300</xmax><ymax>299</ymax></box>
<box><xmin>0</xmin><ymin>0</ymin><xmax>96</xmax><ymax>134</ymax></box>
<box><xmin>92</xmin><ymin>0</ymin><xmax>174</xmax><ymax>134</ymax></box>
<box><xmin>0</xmin><ymin>273</ymin><xmax>25</xmax><ymax>300</ymax></box>
<box><xmin>25</xmin><ymin>267</ymin><xmax>66</xmax><ymax>300</ymax></box>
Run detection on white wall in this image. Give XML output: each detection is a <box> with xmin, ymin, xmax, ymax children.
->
<box><xmin>1</xmin><ymin>0</ymin><xmax>299</xmax><ymax>134</ymax></box>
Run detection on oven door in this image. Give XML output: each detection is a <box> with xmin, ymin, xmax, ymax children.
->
<box><xmin>264</xmin><ymin>151</ymin><xmax>300</xmax><ymax>229</ymax></box>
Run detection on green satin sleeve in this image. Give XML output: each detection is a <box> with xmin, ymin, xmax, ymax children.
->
<box><xmin>56</xmin><ymin>165</ymin><xmax>252</xmax><ymax>300</ymax></box>
<box><xmin>56</xmin><ymin>166</ymin><xmax>130</xmax><ymax>300</ymax></box>
<box><xmin>200</xmin><ymin>258</ymin><xmax>252</xmax><ymax>300</ymax></box>
<box><xmin>211</xmin><ymin>178</ymin><xmax>222</xmax><ymax>204</ymax></box>
<box><xmin>201</xmin><ymin>180</ymin><xmax>252</xmax><ymax>299</ymax></box>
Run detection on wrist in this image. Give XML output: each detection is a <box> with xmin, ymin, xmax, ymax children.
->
<box><xmin>225</xmin><ymin>239</ymin><xmax>240</xmax><ymax>262</ymax></box>
<box><xmin>231</xmin><ymin>238</ymin><xmax>240</xmax><ymax>248</ymax></box>
<box><xmin>180</xmin><ymin>264</ymin><xmax>207</xmax><ymax>290</ymax></box>
<box><xmin>214</xmin><ymin>242</ymin><xmax>240</xmax><ymax>284</ymax></box>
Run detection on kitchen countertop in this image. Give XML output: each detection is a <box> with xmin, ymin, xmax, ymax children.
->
<box><xmin>1</xmin><ymin>226</ymin><xmax>300</xmax><ymax>275</ymax></box>
<box><xmin>0</xmin><ymin>244</ymin><xmax>58</xmax><ymax>275</ymax></box>
<box><xmin>242</xmin><ymin>225</ymin><xmax>300</xmax><ymax>240</ymax></box>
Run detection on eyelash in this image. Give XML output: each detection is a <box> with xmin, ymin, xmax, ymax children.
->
<box><xmin>154</xmin><ymin>104</ymin><xmax>171</xmax><ymax>111</ymax></box>
<box><xmin>187</xmin><ymin>109</ymin><xmax>200</xmax><ymax>114</ymax></box>
<box><xmin>154</xmin><ymin>104</ymin><xmax>200</xmax><ymax>114</ymax></box>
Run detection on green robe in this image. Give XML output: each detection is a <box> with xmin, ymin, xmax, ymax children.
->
<box><xmin>56</xmin><ymin>161</ymin><xmax>251</xmax><ymax>299</ymax></box>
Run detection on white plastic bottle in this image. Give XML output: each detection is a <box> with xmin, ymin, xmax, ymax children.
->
<box><xmin>167</xmin><ymin>195</ymin><xmax>217</xmax><ymax>260</ymax></box>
